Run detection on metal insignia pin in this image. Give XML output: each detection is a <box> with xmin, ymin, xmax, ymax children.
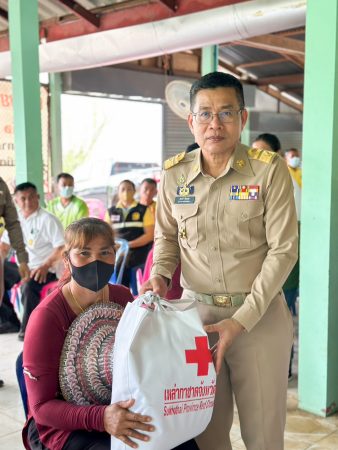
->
<box><xmin>236</xmin><ymin>159</ymin><xmax>246</xmax><ymax>168</ymax></box>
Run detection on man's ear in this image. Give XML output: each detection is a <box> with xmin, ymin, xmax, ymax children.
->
<box><xmin>187</xmin><ymin>113</ymin><xmax>194</xmax><ymax>135</ymax></box>
<box><xmin>240</xmin><ymin>108</ymin><xmax>248</xmax><ymax>131</ymax></box>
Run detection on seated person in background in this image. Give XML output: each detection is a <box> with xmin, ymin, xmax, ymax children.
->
<box><xmin>0</xmin><ymin>178</ymin><xmax>30</xmax><ymax>335</ymax></box>
<box><xmin>139</xmin><ymin>178</ymin><xmax>157</xmax><ymax>220</ymax></box>
<box><xmin>22</xmin><ymin>217</ymin><xmax>198</xmax><ymax>450</ymax></box>
<box><xmin>106</xmin><ymin>180</ymin><xmax>154</xmax><ymax>290</ymax></box>
<box><xmin>47</xmin><ymin>172</ymin><xmax>89</xmax><ymax>229</ymax></box>
<box><xmin>252</xmin><ymin>132</ymin><xmax>282</xmax><ymax>154</ymax></box>
<box><xmin>0</xmin><ymin>178</ymin><xmax>29</xmax><ymax>388</ymax></box>
<box><xmin>0</xmin><ymin>182</ymin><xmax>65</xmax><ymax>341</ymax></box>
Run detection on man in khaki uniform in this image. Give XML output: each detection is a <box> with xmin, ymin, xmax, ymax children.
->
<box><xmin>0</xmin><ymin>177</ymin><xmax>29</xmax><ymax>277</ymax></box>
<box><xmin>140</xmin><ymin>72</ymin><xmax>298</xmax><ymax>450</ymax></box>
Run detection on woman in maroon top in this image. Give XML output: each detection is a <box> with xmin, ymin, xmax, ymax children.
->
<box><xmin>23</xmin><ymin>218</ymin><xmax>199</xmax><ymax>450</ymax></box>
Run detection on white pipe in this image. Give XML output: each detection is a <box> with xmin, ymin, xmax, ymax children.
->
<box><xmin>0</xmin><ymin>0</ymin><xmax>306</xmax><ymax>77</ymax></box>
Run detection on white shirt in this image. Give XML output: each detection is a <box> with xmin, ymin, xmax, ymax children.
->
<box><xmin>1</xmin><ymin>207</ymin><xmax>65</xmax><ymax>270</ymax></box>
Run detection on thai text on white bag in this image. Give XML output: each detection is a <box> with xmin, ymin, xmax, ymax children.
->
<box><xmin>111</xmin><ymin>292</ymin><xmax>216</xmax><ymax>450</ymax></box>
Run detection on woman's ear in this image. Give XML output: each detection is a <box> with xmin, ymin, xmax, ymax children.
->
<box><xmin>63</xmin><ymin>252</ymin><xmax>70</xmax><ymax>271</ymax></box>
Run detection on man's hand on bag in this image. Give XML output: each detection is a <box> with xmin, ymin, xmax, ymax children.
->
<box><xmin>104</xmin><ymin>399</ymin><xmax>154</xmax><ymax>448</ymax></box>
<box><xmin>204</xmin><ymin>318</ymin><xmax>245</xmax><ymax>375</ymax></box>
<box><xmin>18</xmin><ymin>262</ymin><xmax>30</xmax><ymax>282</ymax></box>
<box><xmin>139</xmin><ymin>275</ymin><xmax>168</xmax><ymax>297</ymax></box>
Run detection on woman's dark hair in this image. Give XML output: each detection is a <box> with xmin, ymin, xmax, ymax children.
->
<box><xmin>253</xmin><ymin>133</ymin><xmax>281</xmax><ymax>152</ymax></box>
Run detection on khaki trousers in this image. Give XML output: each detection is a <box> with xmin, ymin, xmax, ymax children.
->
<box><xmin>182</xmin><ymin>291</ymin><xmax>293</xmax><ymax>450</ymax></box>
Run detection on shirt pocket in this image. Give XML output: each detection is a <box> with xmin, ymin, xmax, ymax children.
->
<box><xmin>224</xmin><ymin>201</ymin><xmax>264</xmax><ymax>248</ymax></box>
<box><xmin>172</xmin><ymin>204</ymin><xmax>199</xmax><ymax>249</ymax></box>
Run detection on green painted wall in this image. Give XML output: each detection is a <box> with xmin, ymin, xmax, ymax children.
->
<box><xmin>299</xmin><ymin>0</ymin><xmax>338</xmax><ymax>416</ymax></box>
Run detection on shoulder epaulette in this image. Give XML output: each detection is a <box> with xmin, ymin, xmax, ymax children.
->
<box><xmin>247</xmin><ymin>148</ymin><xmax>277</xmax><ymax>164</ymax></box>
<box><xmin>163</xmin><ymin>152</ymin><xmax>186</xmax><ymax>170</ymax></box>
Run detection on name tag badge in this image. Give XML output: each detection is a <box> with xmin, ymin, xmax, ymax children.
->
<box><xmin>175</xmin><ymin>196</ymin><xmax>195</xmax><ymax>204</ymax></box>
<box><xmin>110</xmin><ymin>214</ymin><xmax>120</xmax><ymax>222</ymax></box>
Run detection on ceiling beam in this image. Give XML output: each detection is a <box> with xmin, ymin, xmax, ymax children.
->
<box><xmin>276</xmin><ymin>27</ymin><xmax>305</xmax><ymax>37</ymax></box>
<box><xmin>283</xmin><ymin>53</ymin><xmax>304</xmax><ymax>69</ymax></box>
<box><xmin>232</xmin><ymin>34</ymin><xmax>305</xmax><ymax>56</ymax></box>
<box><xmin>0</xmin><ymin>7</ymin><xmax>8</xmax><ymax>21</ymax></box>
<box><xmin>256</xmin><ymin>73</ymin><xmax>304</xmax><ymax>86</ymax></box>
<box><xmin>238</xmin><ymin>57</ymin><xmax>286</xmax><ymax>69</ymax></box>
<box><xmin>259</xmin><ymin>85</ymin><xmax>303</xmax><ymax>112</ymax></box>
<box><xmin>0</xmin><ymin>0</ymin><xmax>249</xmax><ymax>51</ymax></box>
<box><xmin>218</xmin><ymin>57</ymin><xmax>303</xmax><ymax>112</ymax></box>
<box><xmin>57</xmin><ymin>0</ymin><xmax>100</xmax><ymax>28</ymax></box>
<box><xmin>157</xmin><ymin>0</ymin><xmax>178</xmax><ymax>12</ymax></box>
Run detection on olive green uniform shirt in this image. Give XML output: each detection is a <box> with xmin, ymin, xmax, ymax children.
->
<box><xmin>0</xmin><ymin>177</ymin><xmax>28</xmax><ymax>263</ymax></box>
<box><xmin>151</xmin><ymin>144</ymin><xmax>298</xmax><ymax>332</ymax></box>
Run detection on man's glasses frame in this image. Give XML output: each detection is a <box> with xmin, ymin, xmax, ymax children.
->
<box><xmin>191</xmin><ymin>109</ymin><xmax>243</xmax><ymax>124</ymax></box>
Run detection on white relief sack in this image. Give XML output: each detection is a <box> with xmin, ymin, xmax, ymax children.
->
<box><xmin>111</xmin><ymin>292</ymin><xmax>216</xmax><ymax>450</ymax></box>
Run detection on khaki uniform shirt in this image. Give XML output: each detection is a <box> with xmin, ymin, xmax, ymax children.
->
<box><xmin>0</xmin><ymin>177</ymin><xmax>28</xmax><ymax>263</ymax></box>
<box><xmin>151</xmin><ymin>144</ymin><xmax>298</xmax><ymax>331</ymax></box>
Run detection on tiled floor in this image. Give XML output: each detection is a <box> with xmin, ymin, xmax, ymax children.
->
<box><xmin>1</xmin><ymin>307</ymin><xmax>338</xmax><ymax>450</ymax></box>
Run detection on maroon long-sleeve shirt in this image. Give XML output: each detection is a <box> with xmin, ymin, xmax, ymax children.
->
<box><xmin>22</xmin><ymin>284</ymin><xmax>133</xmax><ymax>450</ymax></box>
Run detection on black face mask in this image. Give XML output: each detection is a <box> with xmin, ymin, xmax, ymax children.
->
<box><xmin>69</xmin><ymin>259</ymin><xmax>115</xmax><ymax>292</ymax></box>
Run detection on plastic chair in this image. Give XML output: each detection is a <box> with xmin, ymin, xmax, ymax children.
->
<box><xmin>16</xmin><ymin>351</ymin><xmax>28</xmax><ymax>418</ymax></box>
<box><xmin>10</xmin><ymin>280</ymin><xmax>59</xmax><ymax>321</ymax></box>
<box><xmin>110</xmin><ymin>238</ymin><xmax>129</xmax><ymax>285</ymax></box>
<box><xmin>85</xmin><ymin>198</ymin><xmax>107</xmax><ymax>220</ymax></box>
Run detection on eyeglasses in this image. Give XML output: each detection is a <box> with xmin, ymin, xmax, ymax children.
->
<box><xmin>191</xmin><ymin>109</ymin><xmax>243</xmax><ymax>124</ymax></box>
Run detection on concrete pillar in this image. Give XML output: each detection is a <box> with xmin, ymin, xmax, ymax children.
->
<box><xmin>49</xmin><ymin>73</ymin><xmax>63</xmax><ymax>178</ymax></box>
<box><xmin>8</xmin><ymin>0</ymin><xmax>43</xmax><ymax>194</ymax></box>
<box><xmin>201</xmin><ymin>46</ymin><xmax>218</xmax><ymax>75</ymax></box>
<box><xmin>298</xmin><ymin>0</ymin><xmax>338</xmax><ymax>416</ymax></box>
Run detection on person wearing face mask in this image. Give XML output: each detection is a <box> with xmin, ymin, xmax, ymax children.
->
<box><xmin>21</xmin><ymin>217</ymin><xmax>199</xmax><ymax>450</ymax></box>
<box><xmin>283</xmin><ymin>148</ymin><xmax>301</xmax><ymax>379</ymax></box>
<box><xmin>47</xmin><ymin>173</ymin><xmax>89</xmax><ymax>229</ymax></box>
<box><xmin>106</xmin><ymin>180</ymin><xmax>155</xmax><ymax>291</ymax></box>
<box><xmin>284</xmin><ymin>148</ymin><xmax>302</xmax><ymax>221</ymax></box>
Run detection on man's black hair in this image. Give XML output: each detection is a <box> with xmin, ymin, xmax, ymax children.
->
<box><xmin>14</xmin><ymin>182</ymin><xmax>37</xmax><ymax>194</ymax></box>
<box><xmin>119</xmin><ymin>179</ymin><xmax>135</xmax><ymax>190</ymax></box>
<box><xmin>190</xmin><ymin>72</ymin><xmax>245</xmax><ymax>111</ymax></box>
<box><xmin>140</xmin><ymin>178</ymin><xmax>157</xmax><ymax>187</ymax></box>
<box><xmin>253</xmin><ymin>133</ymin><xmax>281</xmax><ymax>152</ymax></box>
<box><xmin>186</xmin><ymin>143</ymin><xmax>199</xmax><ymax>153</ymax></box>
<box><xmin>57</xmin><ymin>172</ymin><xmax>74</xmax><ymax>183</ymax></box>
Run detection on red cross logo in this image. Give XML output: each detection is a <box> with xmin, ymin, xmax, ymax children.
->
<box><xmin>185</xmin><ymin>336</ymin><xmax>213</xmax><ymax>376</ymax></box>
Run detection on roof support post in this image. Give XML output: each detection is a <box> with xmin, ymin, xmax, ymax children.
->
<box><xmin>49</xmin><ymin>73</ymin><xmax>63</xmax><ymax>178</ymax></box>
<box><xmin>8</xmin><ymin>0</ymin><xmax>44</xmax><ymax>195</ymax></box>
<box><xmin>201</xmin><ymin>45</ymin><xmax>219</xmax><ymax>75</ymax></box>
<box><xmin>299</xmin><ymin>0</ymin><xmax>338</xmax><ymax>417</ymax></box>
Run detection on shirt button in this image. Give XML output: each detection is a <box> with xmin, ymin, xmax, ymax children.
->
<box><xmin>241</xmin><ymin>212</ymin><xmax>248</xmax><ymax>220</ymax></box>
<box><xmin>211</xmin><ymin>246</ymin><xmax>216</xmax><ymax>251</ymax></box>
<box><xmin>216</xmin><ymin>278</ymin><xmax>221</xmax><ymax>283</ymax></box>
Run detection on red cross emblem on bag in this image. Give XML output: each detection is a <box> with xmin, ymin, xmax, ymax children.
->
<box><xmin>185</xmin><ymin>336</ymin><xmax>213</xmax><ymax>376</ymax></box>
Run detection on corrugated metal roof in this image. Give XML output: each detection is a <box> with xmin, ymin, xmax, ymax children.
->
<box><xmin>0</xmin><ymin>0</ymin><xmax>120</xmax><ymax>32</ymax></box>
